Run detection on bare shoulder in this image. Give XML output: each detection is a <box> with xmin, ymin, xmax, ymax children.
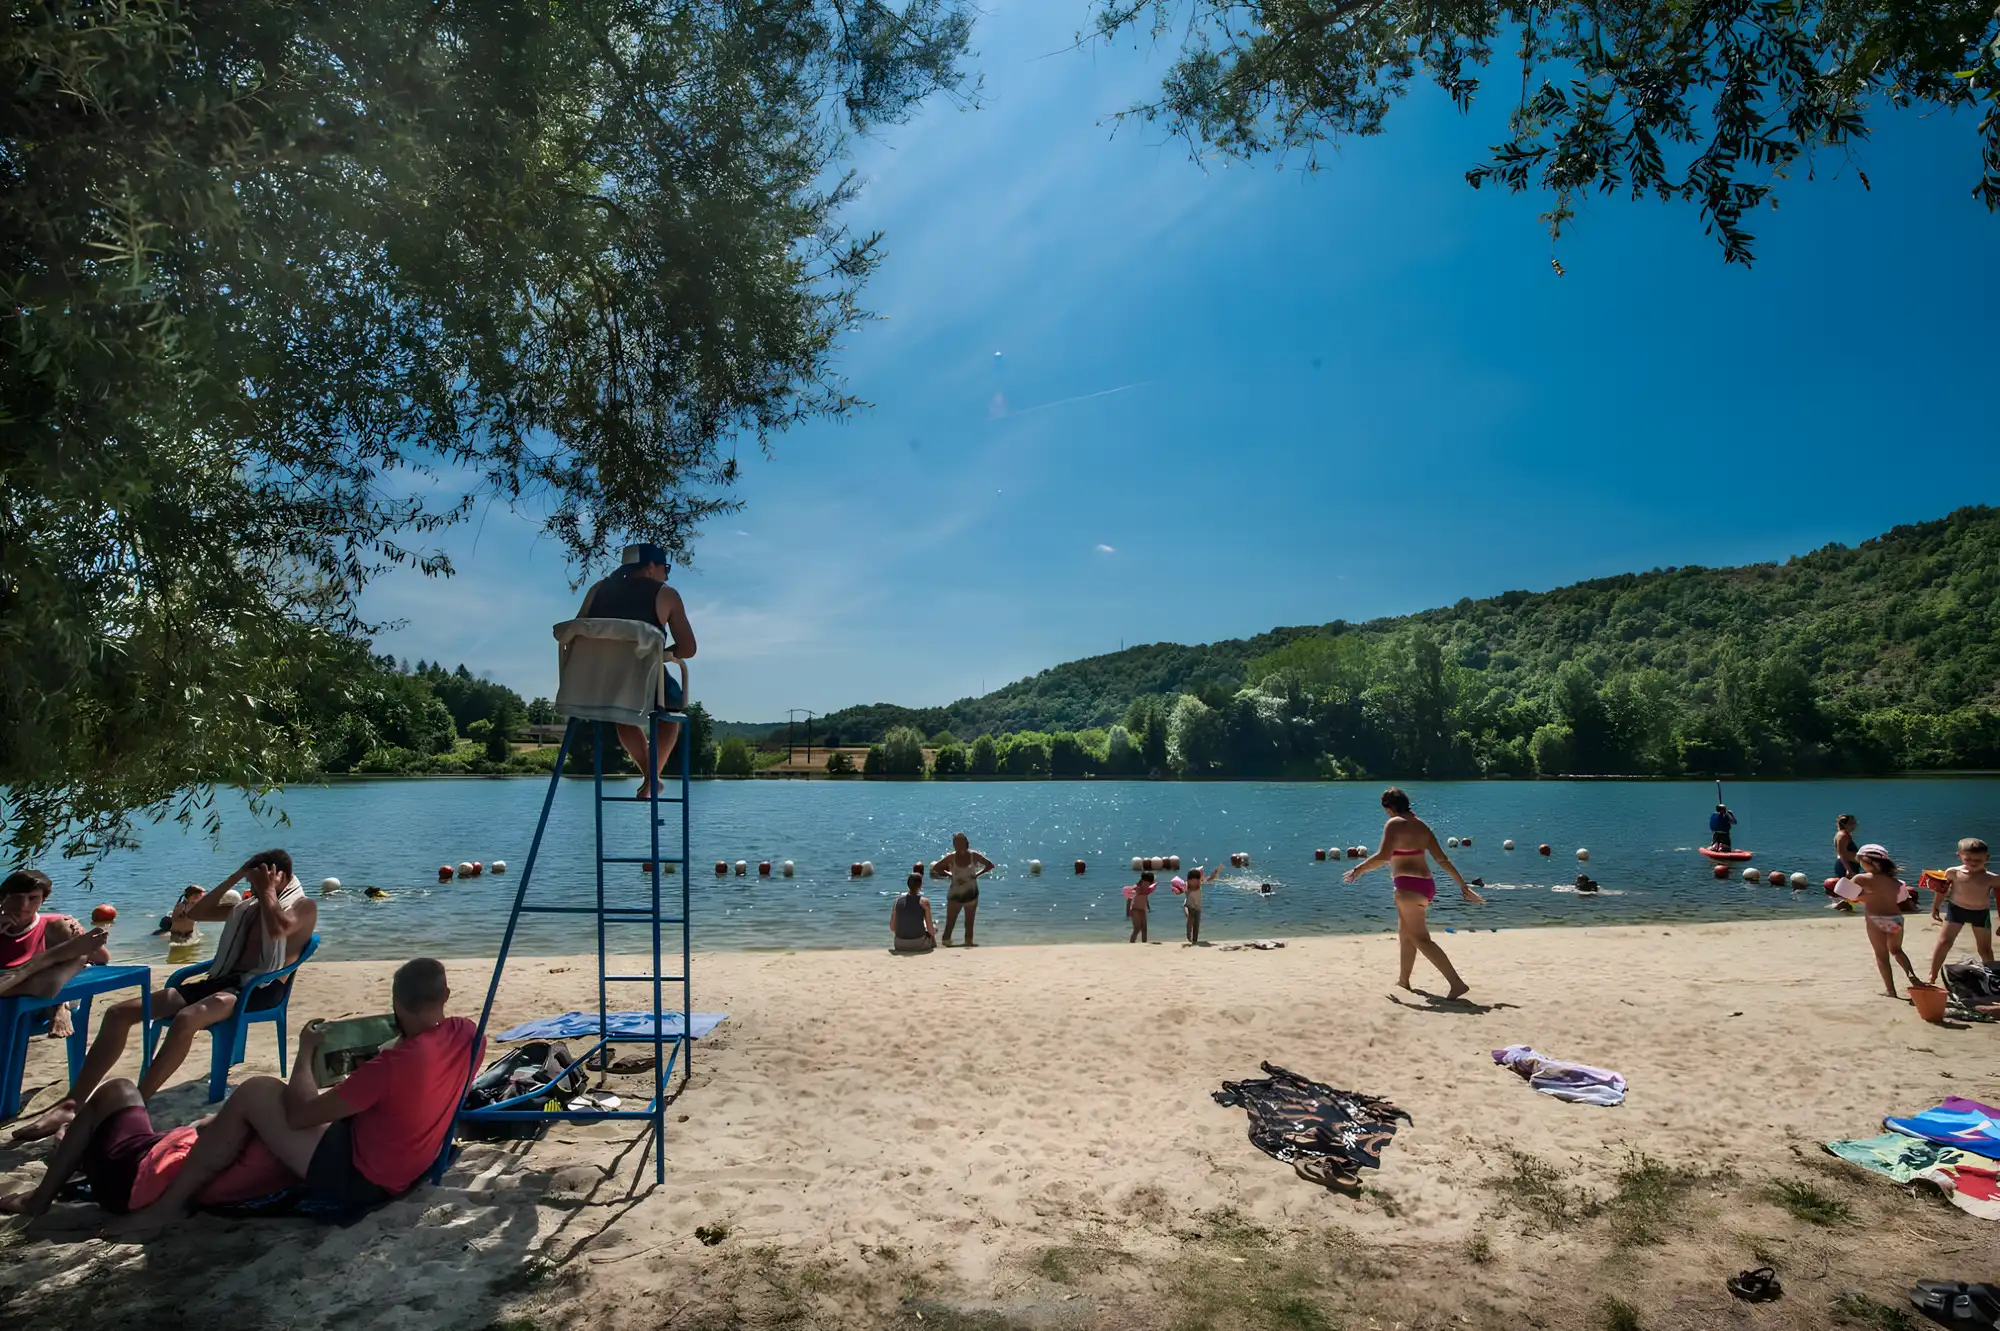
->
<box><xmin>657</xmin><ymin>582</ymin><xmax>687</xmax><ymax>611</ymax></box>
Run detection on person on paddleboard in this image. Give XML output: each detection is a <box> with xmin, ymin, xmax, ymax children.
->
<box><xmin>1709</xmin><ymin>803</ymin><xmax>1738</xmax><ymax>851</ymax></box>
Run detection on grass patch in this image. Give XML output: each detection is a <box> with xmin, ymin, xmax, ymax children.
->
<box><xmin>1464</xmin><ymin>1233</ymin><xmax>1494</xmax><ymax>1265</ymax></box>
<box><xmin>1833</xmin><ymin>1292</ymin><xmax>1915</xmax><ymax>1331</ymax></box>
<box><xmin>1485</xmin><ymin>1149</ymin><xmax>1603</xmax><ymax>1232</ymax></box>
<box><xmin>1606</xmin><ymin>1153</ymin><xmax>1711</xmax><ymax>1247</ymax></box>
<box><xmin>1766</xmin><ymin>1179</ymin><xmax>1854</xmax><ymax>1227</ymax></box>
<box><xmin>1260</xmin><ymin>1294</ymin><xmax>1337</xmax><ymax>1331</ymax></box>
<box><xmin>1031</xmin><ymin>1244</ymin><xmax>1121</xmax><ymax>1285</ymax></box>
<box><xmin>694</xmin><ymin>1221</ymin><xmax>732</xmax><ymax>1246</ymax></box>
<box><xmin>1601</xmin><ymin>1296</ymin><xmax>1642</xmax><ymax>1331</ymax></box>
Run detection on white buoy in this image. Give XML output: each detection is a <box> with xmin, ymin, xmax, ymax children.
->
<box><xmin>1788</xmin><ymin>872</ymin><xmax>1808</xmax><ymax>888</ymax></box>
<box><xmin>457</xmin><ymin>861</ymin><xmax>474</xmax><ymax>878</ymax></box>
<box><xmin>1029</xmin><ymin>859</ymin><xmax>1042</xmax><ymax>874</ymax></box>
<box><xmin>861</xmin><ymin>861</ymin><xmax>874</xmax><ymax>877</ymax></box>
<box><xmin>781</xmin><ymin>860</ymin><xmax>795</xmax><ymax>877</ymax></box>
<box><xmin>1743</xmin><ymin>867</ymin><xmax>1760</xmax><ymax>883</ymax></box>
<box><xmin>1447</xmin><ymin>837</ymin><xmax>1459</xmax><ymax>848</ymax></box>
<box><xmin>1503</xmin><ymin>840</ymin><xmax>1515</xmax><ymax>851</ymax></box>
<box><xmin>491</xmin><ymin>861</ymin><xmax>506</xmax><ymax>874</ymax></box>
<box><xmin>1131</xmin><ymin>856</ymin><xmax>1143</xmax><ymax>872</ymax></box>
<box><xmin>734</xmin><ymin>860</ymin><xmax>748</xmax><ymax>876</ymax></box>
<box><xmin>1576</xmin><ymin>848</ymin><xmax>1590</xmax><ymax>862</ymax></box>
<box><xmin>320</xmin><ymin>877</ymin><xmax>341</xmax><ymax>892</ymax></box>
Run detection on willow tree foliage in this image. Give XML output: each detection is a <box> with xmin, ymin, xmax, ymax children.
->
<box><xmin>1090</xmin><ymin>0</ymin><xmax>2000</xmax><ymax>263</ymax></box>
<box><xmin>1</xmin><ymin>0</ymin><xmax>973</xmax><ymax>859</ymax></box>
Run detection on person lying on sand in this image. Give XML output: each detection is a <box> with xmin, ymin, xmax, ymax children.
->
<box><xmin>1929</xmin><ymin>837</ymin><xmax>1997</xmax><ymax>984</ymax></box>
<box><xmin>891</xmin><ymin>873</ymin><xmax>936</xmax><ymax>953</ymax></box>
<box><xmin>0</xmin><ymin>869</ymin><xmax>110</xmax><ymax>1038</ymax></box>
<box><xmin>104</xmin><ymin>958</ymin><xmax>482</xmax><ymax>1238</ymax></box>
<box><xmin>0</xmin><ymin>1079</ymin><xmax>295</xmax><ymax>1222</ymax></box>
<box><xmin>1834</xmin><ymin>844</ymin><xmax>1923</xmax><ymax>998</ymax></box>
<box><xmin>15</xmin><ymin>851</ymin><xmax>315</xmax><ymax>1143</ymax></box>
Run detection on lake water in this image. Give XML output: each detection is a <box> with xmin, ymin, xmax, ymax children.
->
<box><xmin>51</xmin><ymin>776</ymin><xmax>1996</xmax><ymax>963</ymax></box>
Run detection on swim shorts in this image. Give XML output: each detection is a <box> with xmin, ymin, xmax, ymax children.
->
<box><xmin>947</xmin><ymin>885</ymin><xmax>979</xmax><ymax>905</ymax></box>
<box><xmin>173</xmin><ymin>972</ymin><xmax>292</xmax><ymax>1012</ymax></box>
<box><xmin>1945</xmin><ymin>901</ymin><xmax>1994</xmax><ymax>929</ymax></box>
<box><xmin>82</xmin><ymin>1106</ymin><xmax>166</xmax><ymax>1214</ymax></box>
<box><xmin>303</xmin><ymin>1119</ymin><xmax>392</xmax><ymax>1211</ymax></box>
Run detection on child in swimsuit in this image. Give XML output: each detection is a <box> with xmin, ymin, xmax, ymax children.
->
<box><xmin>1836</xmin><ymin>844</ymin><xmax>1922</xmax><ymax>998</ymax></box>
<box><xmin>1126</xmin><ymin>872</ymin><xmax>1155</xmax><ymax>943</ymax></box>
<box><xmin>1928</xmin><ymin>837</ymin><xmax>1997</xmax><ymax>984</ymax></box>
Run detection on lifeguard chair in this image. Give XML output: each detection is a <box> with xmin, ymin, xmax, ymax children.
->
<box><xmin>450</xmin><ymin>616</ymin><xmax>693</xmax><ymax>1183</ymax></box>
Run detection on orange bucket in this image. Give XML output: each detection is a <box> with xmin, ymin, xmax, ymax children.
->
<box><xmin>1909</xmin><ymin>983</ymin><xmax>1948</xmax><ymax>1023</ymax></box>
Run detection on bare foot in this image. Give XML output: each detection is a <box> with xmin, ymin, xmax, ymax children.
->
<box><xmin>1396</xmin><ymin>979</ymin><xmax>1416</xmax><ymax>992</ymax></box>
<box><xmin>11</xmin><ymin>1099</ymin><xmax>77</xmax><ymax>1144</ymax></box>
<box><xmin>964</xmin><ymin>941</ymin><xmax>979</xmax><ymax>948</ymax></box>
<box><xmin>48</xmin><ymin>1006</ymin><xmax>74</xmax><ymax>1040</ymax></box>
<box><xmin>1446</xmin><ymin>982</ymin><xmax>1472</xmax><ymax>1001</ymax></box>
<box><xmin>0</xmin><ymin>1191</ymin><xmax>48</xmax><ymax>1217</ymax></box>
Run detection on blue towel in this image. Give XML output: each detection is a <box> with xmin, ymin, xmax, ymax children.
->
<box><xmin>1885</xmin><ymin>1100</ymin><xmax>2000</xmax><ymax>1159</ymax></box>
<box><xmin>495</xmin><ymin>1011</ymin><xmax>728</xmax><ymax>1042</ymax></box>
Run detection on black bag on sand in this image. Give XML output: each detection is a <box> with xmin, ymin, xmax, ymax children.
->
<box><xmin>459</xmin><ymin>1041</ymin><xmax>588</xmax><ymax>1141</ymax></box>
<box><xmin>1941</xmin><ymin>963</ymin><xmax>2000</xmax><ymax>1022</ymax></box>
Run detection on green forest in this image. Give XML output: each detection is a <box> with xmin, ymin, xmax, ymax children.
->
<box><xmin>788</xmin><ymin>506</ymin><xmax>2000</xmax><ymax>780</ymax></box>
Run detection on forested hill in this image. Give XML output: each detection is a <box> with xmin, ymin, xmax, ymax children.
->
<box><xmin>778</xmin><ymin>506</ymin><xmax>2000</xmax><ymax>778</ymax></box>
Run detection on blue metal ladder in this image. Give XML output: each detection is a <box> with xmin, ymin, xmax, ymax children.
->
<box><xmin>453</xmin><ymin>710</ymin><xmax>692</xmax><ymax>1183</ymax></box>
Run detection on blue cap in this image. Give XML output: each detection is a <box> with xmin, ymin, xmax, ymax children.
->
<box><xmin>622</xmin><ymin>542</ymin><xmax>670</xmax><ymax>568</ymax></box>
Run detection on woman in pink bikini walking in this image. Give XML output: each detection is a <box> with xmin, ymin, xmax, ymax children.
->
<box><xmin>1344</xmin><ymin>788</ymin><xmax>1484</xmax><ymax>998</ymax></box>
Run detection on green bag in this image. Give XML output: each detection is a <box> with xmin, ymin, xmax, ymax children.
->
<box><xmin>307</xmin><ymin>1014</ymin><xmax>400</xmax><ymax>1084</ymax></box>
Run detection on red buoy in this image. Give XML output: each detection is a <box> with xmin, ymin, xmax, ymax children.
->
<box><xmin>1538</xmin><ymin>844</ymin><xmax>1552</xmax><ymax>856</ymax></box>
<box><xmin>1074</xmin><ymin>859</ymin><xmax>1087</xmax><ymax>874</ymax></box>
<box><xmin>715</xmin><ymin>861</ymin><xmax>728</xmax><ymax>875</ymax></box>
<box><xmin>1712</xmin><ymin>864</ymin><xmax>1729</xmax><ymax>880</ymax></box>
<box><xmin>1314</xmin><ymin>848</ymin><xmax>1327</xmax><ymax>861</ymax></box>
<box><xmin>850</xmin><ymin>862</ymin><xmax>863</xmax><ymax>877</ymax></box>
<box><xmin>471</xmin><ymin>861</ymin><xmax>484</xmax><ymax>876</ymax></box>
<box><xmin>92</xmin><ymin>904</ymin><xmax>117</xmax><ymax>924</ymax></box>
<box><xmin>438</xmin><ymin>865</ymin><xmax>453</xmax><ymax>882</ymax></box>
<box><xmin>758</xmin><ymin>862</ymin><xmax>772</xmax><ymax>876</ymax></box>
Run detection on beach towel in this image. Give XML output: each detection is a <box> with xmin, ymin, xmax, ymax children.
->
<box><xmin>1824</xmin><ymin>1133</ymin><xmax>1983</xmax><ymax>1183</ymax></box>
<box><xmin>1886</xmin><ymin>1100</ymin><xmax>2000</xmax><ymax>1160</ymax></box>
<box><xmin>1491</xmin><ymin>1045</ymin><xmax>1628</xmax><ymax>1107</ymax></box>
<box><xmin>1212</xmin><ymin>1061</ymin><xmax>1411</xmax><ymax>1193</ymax></box>
<box><xmin>495</xmin><ymin>1011</ymin><xmax>728</xmax><ymax>1042</ymax></box>
<box><xmin>209</xmin><ymin>877</ymin><xmax>306</xmax><ymax>980</ymax></box>
<box><xmin>1913</xmin><ymin>1160</ymin><xmax>2000</xmax><ymax>1222</ymax></box>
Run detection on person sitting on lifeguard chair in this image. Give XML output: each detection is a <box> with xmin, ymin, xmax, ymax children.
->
<box><xmin>578</xmin><ymin>543</ymin><xmax>699</xmax><ymax>796</ymax></box>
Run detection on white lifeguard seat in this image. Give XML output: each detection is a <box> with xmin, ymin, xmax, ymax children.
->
<box><xmin>552</xmin><ymin>618</ymin><xmax>690</xmax><ymax>725</ymax></box>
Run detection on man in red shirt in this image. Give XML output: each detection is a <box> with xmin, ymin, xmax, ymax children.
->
<box><xmin>0</xmin><ymin>869</ymin><xmax>109</xmax><ymax>1036</ymax></box>
<box><xmin>108</xmin><ymin>957</ymin><xmax>481</xmax><ymax>1234</ymax></box>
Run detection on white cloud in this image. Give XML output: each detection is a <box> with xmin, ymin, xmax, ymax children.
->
<box><xmin>1095</xmin><ymin>543</ymin><xmax>1116</xmax><ymax>554</ymax></box>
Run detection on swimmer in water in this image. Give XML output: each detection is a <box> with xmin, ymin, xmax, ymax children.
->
<box><xmin>1345</xmin><ymin>787</ymin><xmax>1484</xmax><ymax>999</ymax></box>
<box><xmin>1574</xmin><ymin>873</ymin><xmax>1599</xmax><ymax>894</ymax></box>
<box><xmin>365</xmin><ymin>886</ymin><xmax>391</xmax><ymax>900</ymax></box>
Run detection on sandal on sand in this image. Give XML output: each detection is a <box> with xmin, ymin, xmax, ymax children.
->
<box><xmin>1728</xmin><ymin>1269</ymin><xmax>1782</xmax><ymax>1303</ymax></box>
<box><xmin>1293</xmin><ymin>1156</ymin><xmax>1361</xmax><ymax>1194</ymax></box>
<box><xmin>1912</xmin><ymin>1281</ymin><xmax>2000</xmax><ymax>1329</ymax></box>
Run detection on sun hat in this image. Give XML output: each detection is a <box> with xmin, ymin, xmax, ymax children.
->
<box><xmin>1858</xmin><ymin>843</ymin><xmax>1890</xmax><ymax>859</ymax></box>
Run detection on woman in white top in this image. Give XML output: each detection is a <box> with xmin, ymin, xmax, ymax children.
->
<box><xmin>929</xmin><ymin>833</ymin><xmax>994</xmax><ymax>947</ymax></box>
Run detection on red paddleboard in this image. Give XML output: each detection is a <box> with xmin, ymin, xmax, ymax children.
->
<box><xmin>1698</xmin><ymin>847</ymin><xmax>1753</xmax><ymax>861</ymax></box>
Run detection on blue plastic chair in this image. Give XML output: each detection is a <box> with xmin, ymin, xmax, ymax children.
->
<box><xmin>147</xmin><ymin>934</ymin><xmax>320</xmax><ymax>1102</ymax></box>
<box><xmin>0</xmin><ymin>965</ymin><xmax>153</xmax><ymax>1120</ymax></box>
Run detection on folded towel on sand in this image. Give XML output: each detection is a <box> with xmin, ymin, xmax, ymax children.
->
<box><xmin>496</xmin><ymin>1011</ymin><xmax>728</xmax><ymax>1042</ymax></box>
<box><xmin>1492</xmin><ymin>1045</ymin><xmax>1628</xmax><ymax>1107</ymax></box>
<box><xmin>1824</xmin><ymin>1133</ymin><xmax>1982</xmax><ymax>1183</ymax></box>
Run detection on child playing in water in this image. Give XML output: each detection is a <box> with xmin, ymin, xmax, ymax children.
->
<box><xmin>1928</xmin><ymin>837</ymin><xmax>1997</xmax><ymax>984</ymax></box>
<box><xmin>1126</xmin><ymin>871</ymin><xmax>1155</xmax><ymax>944</ymax></box>
<box><xmin>1836</xmin><ymin>844</ymin><xmax>1923</xmax><ymax>998</ymax></box>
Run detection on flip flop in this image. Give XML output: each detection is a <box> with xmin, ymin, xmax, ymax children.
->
<box><xmin>1292</xmin><ymin>1156</ymin><xmax>1361</xmax><ymax>1194</ymax></box>
<box><xmin>1912</xmin><ymin>1281</ymin><xmax>2000</xmax><ymax>1329</ymax></box>
<box><xmin>1728</xmin><ymin>1268</ymin><xmax>1783</xmax><ymax>1303</ymax></box>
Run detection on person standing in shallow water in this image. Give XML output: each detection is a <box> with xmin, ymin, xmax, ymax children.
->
<box><xmin>929</xmin><ymin>833</ymin><xmax>993</xmax><ymax>947</ymax></box>
<box><xmin>1345</xmin><ymin>787</ymin><xmax>1484</xmax><ymax>999</ymax></box>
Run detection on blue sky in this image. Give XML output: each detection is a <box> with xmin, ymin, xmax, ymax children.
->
<box><xmin>366</xmin><ymin>1</ymin><xmax>2000</xmax><ymax>721</ymax></box>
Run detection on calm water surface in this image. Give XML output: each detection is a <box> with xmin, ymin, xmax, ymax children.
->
<box><xmin>57</xmin><ymin>777</ymin><xmax>1997</xmax><ymax>962</ymax></box>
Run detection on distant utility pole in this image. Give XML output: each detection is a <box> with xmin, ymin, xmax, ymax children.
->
<box><xmin>786</xmin><ymin>708</ymin><xmax>816</xmax><ymax>769</ymax></box>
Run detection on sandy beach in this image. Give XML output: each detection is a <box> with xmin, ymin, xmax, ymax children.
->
<box><xmin>3</xmin><ymin>915</ymin><xmax>1995</xmax><ymax>1330</ymax></box>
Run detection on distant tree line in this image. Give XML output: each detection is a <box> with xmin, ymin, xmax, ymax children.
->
<box><xmin>789</xmin><ymin>507</ymin><xmax>2000</xmax><ymax>780</ymax></box>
